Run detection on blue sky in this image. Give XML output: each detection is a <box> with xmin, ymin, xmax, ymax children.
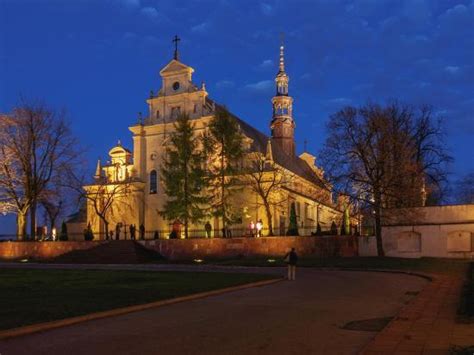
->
<box><xmin>1</xmin><ymin>0</ymin><xmax>473</xmax><ymax>232</ymax></box>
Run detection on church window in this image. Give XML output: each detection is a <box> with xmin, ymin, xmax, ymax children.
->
<box><xmin>193</xmin><ymin>104</ymin><xmax>198</xmax><ymax>114</ymax></box>
<box><xmin>171</xmin><ymin>106</ymin><xmax>181</xmax><ymax>118</ymax></box>
<box><xmin>156</xmin><ymin>110</ymin><xmax>160</xmax><ymax>119</ymax></box>
<box><xmin>150</xmin><ymin>170</ymin><xmax>157</xmax><ymax>194</ymax></box>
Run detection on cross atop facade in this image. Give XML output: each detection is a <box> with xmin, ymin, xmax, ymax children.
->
<box><xmin>172</xmin><ymin>35</ymin><xmax>180</xmax><ymax>60</ymax></box>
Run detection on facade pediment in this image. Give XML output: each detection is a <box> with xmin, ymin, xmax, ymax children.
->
<box><xmin>159</xmin><ymin>59</ymin><xmax>194</xmax><ymax>76</ymax></box>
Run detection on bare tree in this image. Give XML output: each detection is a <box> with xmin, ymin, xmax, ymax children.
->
<box><xmin>320</xmin><ymin>102</ymin><xmax>451</xmax><ymax>256</ymax></box>
<box><xmin>0</xmin><ymin>101</ymin><xmax>79</xmax><ymax>240</ymax></box>
<box><xmin>454</xmin><ymin>173</ymin><xmax>474</xmax><ymax>204</ymax></box>
<box><xmin>66</xmin><ymin>166</ymin><xmax>132</xmax><ymax>240</ymax></box>
<box><xmin>242</xmin><ymin>152</ymin><xmax>293</xmax><ymax>236</ymax></box>
<box><xmin>0</xmin><ymin>115</ymin><xmax>25</xmax><ymax>229</ymax></box>
<box><xmin>83</xmin><ymin>181</ymin><xmax>131</xmax><ymax>239</ymax></box>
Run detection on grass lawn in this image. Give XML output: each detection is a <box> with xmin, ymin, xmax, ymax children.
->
<box><xmin>0</xmin><ymin>269</ymin><xmax>275</xmax><ymax>331</ymax></box>
<box><xmin>210</xmin><ymin>256</ymin><xmax>470</xmax><ymax>276</ymax></box>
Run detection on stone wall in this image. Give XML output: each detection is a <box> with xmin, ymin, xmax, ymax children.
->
<box><xmin>0</xmin><ymin>236</ymin><xmax>358</xmax><ymax>261</ymax></box>
<box><xmin>359</xmin><ymin>204</ymin><xmax>474</xmax><ymax>258</ymax></box>
<box><xmin>138</xmin><ymin>236</ymin><xmax>358</xmax><ymax>261</ymax></box>
<box><xmin>0</xmin><ymin>241</ymin><xmax>106</xmax><ymax>260</ymax></box>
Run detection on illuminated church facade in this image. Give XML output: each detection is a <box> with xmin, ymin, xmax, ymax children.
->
<box><xmin>81</xmin><ymin>43</ymin><xmax>347</xmax><ymax>239</ymax></box>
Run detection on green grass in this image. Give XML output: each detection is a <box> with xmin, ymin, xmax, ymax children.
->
<box><xmin>209</xmin><ymin>256</ymin><xmax>470</xmax><ymax>276</ymax></box>
<box><xmin>0</xmin><ymin>269</ymin><xmax>275</xmax><ymax>331</ymax></box>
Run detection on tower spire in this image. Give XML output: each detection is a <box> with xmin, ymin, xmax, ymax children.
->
<box><xmin>279</xmin><ymin>44</ymin><xmax>285</xmax><ymax>73</ymax></box>
<box><xmin>94</xmin><ymin>159</ymin><xmax>102</xmax><ymax>180</ymax></box>
<box><xmin>279</xmin><ymin>32</ymin><xmax>285</xmax><ymax>73</ymax></box>
<box><xmin>172</xmin><ymin>35</ymin><xmax>180</xmax><ymax>60</ymax></box>
<box><xmin>271</xmin><ymin>40</ymin><xmax>295</xmax><ymax>157</ymax></box>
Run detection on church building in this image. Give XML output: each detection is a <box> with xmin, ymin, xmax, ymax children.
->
<box><xmin>81</xmin><ymin>40</ymin><xmax>346</xmax><ymax>239</ymax></box>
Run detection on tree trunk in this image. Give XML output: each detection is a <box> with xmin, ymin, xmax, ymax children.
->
<box><xmin>17</xmin><ymin>212</ymin><xmax>27</xmax><ymax>240</ymax></box>
<box><xmin>221</xmin><ymin>145</ymin><xmax>226</xmax><ymax>233</ymax></box>
<box><xmin>374</xmin><ymin>203</ymin><xmax>385</xmax><ymax>257</ymax></box>
<box><xmin>104</xmin><ymin>221</ymin><xmax>109</xmax><ymax>240</ymax></box>
<box><xmin>263</xmin><ymin>200</ymin><xmax>273</xmax><ymax>236</ymax></box>
<box><xmin>29</xmin><ymin>201</ymin><xmax>37</xmax><ymax>240</ymax></box>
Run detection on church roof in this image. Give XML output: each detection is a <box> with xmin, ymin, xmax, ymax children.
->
<box><xmin>159</xmin><ymin>59</ymin><xmax>194</xmax><ymax>76</ymax></box>
<box><xmin>212</xmin><ymin>103</ymin><xmax>326</xmax><ymax>188</ymax></box>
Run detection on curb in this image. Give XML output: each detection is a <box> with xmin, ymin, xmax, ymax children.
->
<box><xmin>0</xmin><ymin>277</ymin><xmax>283</xmax><ymax>340</ymax></box>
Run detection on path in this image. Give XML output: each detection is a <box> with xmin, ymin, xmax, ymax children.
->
<box><xmin>0</xmin><ymin>269</ymin><xmax>426</xmax><ymax>355</ymax></box>
<box><xmin>361</xmin><ymin>274</ymin><xmax>474</xmax><ymax>354</ymax></box>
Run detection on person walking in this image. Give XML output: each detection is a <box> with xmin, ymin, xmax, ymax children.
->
<box><xmin>204</xmin><ymin>221</ymin><xmax>212</xmax><ymax>238</ymax></box>
<box><xmin>284</xmin><ymin>248</ymin><xmax>298</xmax><ymax>281</ymax></box>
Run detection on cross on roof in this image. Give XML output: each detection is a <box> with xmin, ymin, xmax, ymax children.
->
<box><xmin>172</xmin><ymin>35</ymin><xmax>180</xmax><ymax>60</ymax></box>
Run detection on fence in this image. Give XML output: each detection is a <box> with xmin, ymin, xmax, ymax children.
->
<box><xmin>1</xmin><ymin>225</ymin><xmax>364</xmax><ymax>242</ymax></box>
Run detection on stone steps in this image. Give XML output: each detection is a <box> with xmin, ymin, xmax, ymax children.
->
<box><xmin>50</xmin><ymin>241</ymin><xmax>163</xmax><ymax>264</ymax></box>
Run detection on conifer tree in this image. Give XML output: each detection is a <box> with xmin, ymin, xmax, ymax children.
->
<box><xmin>286</xmin><ymin>202</ymin><xmax>299</xmax><ymax>236</ymax></box>
<box><xmin>160</xmin><ymin>113</ymin><xmax>208</xmax><ymax>238</ymax></box>
<box><xmin>204</xmin><ymin>108</ymin><xmax>244</xmax><ymax>234</ymax></box>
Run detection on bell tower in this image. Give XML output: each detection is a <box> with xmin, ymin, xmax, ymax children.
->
<box><xmin>270</xmin><ymin>44</ymin><xmax>295</xmax><ymax>157</ymax></box>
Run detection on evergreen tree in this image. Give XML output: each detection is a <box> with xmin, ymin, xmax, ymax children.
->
<box><xmin>160</xmin><ymin>113</ymin><xmax>208</xmax><ymax>238</ymax></box>
<box><xmin>204</xmin><ymin>107</ymin><xmax>244</xmax><ymax>233</ymax></box>
<box><xmin>330</xmin><ymin>221</ymin><xmax>338</xmax><ymax>235</ymax></box>
<box><xmin>59</xmin><ymin>221</ymin><xmax>68</xmax><ymax>241</ymax></box>
<box><xmin>286</xmin><ymin>202</ymin><xmax>299</xmax><ymax>236</ymax></box>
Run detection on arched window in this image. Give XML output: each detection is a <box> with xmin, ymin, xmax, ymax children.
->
<box><xmin>150</xmin><ymin>170</ymin><xmax>157</xmax><ymax>194</ymax></box>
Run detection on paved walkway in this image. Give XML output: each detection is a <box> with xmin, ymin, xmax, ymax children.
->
<box><xmin>361</xmin><ymin>274</ymin><xmax>474</xmax><ymax>354</ymax></box>
<box><xmin>0</xmin><ymin>269</ymin><xmax>426</xmax><ymax>355</ymax></box>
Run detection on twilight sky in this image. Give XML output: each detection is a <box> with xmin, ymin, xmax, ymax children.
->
<box><xmin>0</xmin><ymin>0</ymin><xmax>473</xmax><ymax>231</ymax></box>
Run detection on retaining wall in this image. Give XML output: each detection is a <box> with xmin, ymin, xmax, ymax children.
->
<box><xmin>139</xmin><ymin>236</ymin><xmax>358</xmax><ymax>260</ymax></box>
<box><xmin>0</xmin><ymin>236</ymin><xmax>358</xmax><ymax>261</ymax></box>
<box><xmin>0</xmin><ymin>241</ymin><xmax>106</xmax><ymax>260</ymax></box>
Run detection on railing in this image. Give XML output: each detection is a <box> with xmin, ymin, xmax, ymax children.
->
<box><xmin>0</xmin><ymin>225</ymin><xmax>367</xmax><ymax>242</ymax></box>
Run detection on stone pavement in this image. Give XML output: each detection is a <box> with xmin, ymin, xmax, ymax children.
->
<box><xmin>361</xmin><ymin>274</ymin><xmax>474</xmax><ymax>354</ymax></box>
<box><xmin>0</xmin><ymin>269</ymin><xmax>426</xmax><ymax>355</ymax></box>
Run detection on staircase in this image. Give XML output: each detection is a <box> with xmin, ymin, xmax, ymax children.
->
<box><xmin>50</xmin><ymin>241</ymin><xmax>163</xmax><ymax>264</ymax></box>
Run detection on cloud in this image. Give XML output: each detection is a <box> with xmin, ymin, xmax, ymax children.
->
<box><xmin>445</xmin><ymin>66</ymin><xmax>460</xmax><ymax>74</ymax></box>
<box><xmin>191</xmin><ymin>22</ymin><xmax>211</xmax><ymax>34</ymax></box>
<box><xmin>323</xmin><ymin>98</ymin><xmax>353</xmax><ymax>110</ymax></box>
<box><xmin>258</xmin><ymin>59</ymin><xmax>273</xmax><ymax>70</ymax></box>
<box><xmin>243</xmin><ymin>80</ymin><xmax>273</xmax><ymax>93</ymax></box>
<box><xmin>216</xmin><ymin>80</ymin><xmax>235</xmax><ymax>89</ymax></box>
<box><xmin>140</xmin><ymin>7</ymin><xmax>159</xmax><ymax>18</ymax></box>
<box><xmin>260</xmin><ymin>3</ymin><xmax>274</xmax><ymax>16</ymax></box>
